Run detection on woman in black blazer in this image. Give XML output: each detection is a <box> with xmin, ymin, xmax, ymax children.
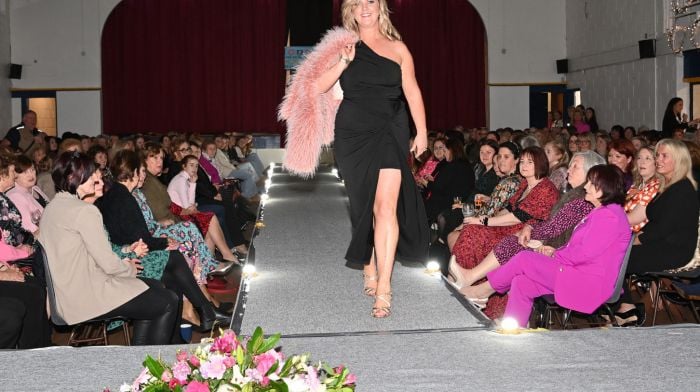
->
<box><xmin>424</xmin><ymin>138</ymin><xmax>475</xmax><ymax>222</ymax></box>
<box><xmin>618</xmin><ymin>139</ymin><xmax>700</xmax><ymax>325</ymax></box>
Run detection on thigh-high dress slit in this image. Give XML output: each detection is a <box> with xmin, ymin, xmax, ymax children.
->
<box><xmin>334</xmin><ymin>41</ymin><xmax>429</xmax><ymax>265</ymax></box>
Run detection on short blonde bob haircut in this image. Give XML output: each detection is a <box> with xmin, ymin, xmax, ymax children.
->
<box><xmin>341</xmin><ymin>0</ymin><xmax>401</xmax><ymax>41</ymax></box>
<box><xmin>655</xmin><ymin>139</ymin><xmax>697</xmax><ymax>191</ymax></box>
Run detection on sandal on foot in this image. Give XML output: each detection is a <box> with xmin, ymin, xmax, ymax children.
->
<box><xmin>447</xmin><ymin>255</ymin><xmax>465</xmax><ymax>289</ymax></box>
<box><xmin>372</xmin><ymin>292</ymin><xmax>392</xmax><ymax>318</ymax></box>
<box><xmin>466</xmin><ymin>297</ymin><xmax>488</xmax><ymax>310</ymax></box>
<box><xmin>363</xmin><ymin>273</ymin><xmax>378</xmax><ymax>296</ymax></box>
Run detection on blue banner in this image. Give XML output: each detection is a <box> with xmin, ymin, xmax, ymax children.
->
<box><xmin>284</xmin><ymin>46</ymin><xmax>312</xmax><ymax>70</ymax></box>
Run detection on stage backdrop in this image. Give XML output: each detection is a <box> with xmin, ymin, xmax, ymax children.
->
<box><xmin>101</xmin><ymin>0</ymin><xmax>287</xmax><ymax>135</ymax></box>
<box><xmin>333</xmin><ymin>0</ymin><xmax>487</xmax><ymax>130</ymax></box>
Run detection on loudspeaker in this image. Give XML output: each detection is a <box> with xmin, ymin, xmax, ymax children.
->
<box><xmin>9</xmin><ymin>63</ymin><xmax>22</xmax><ymax>79</ymax></box>
<box><xmin>639</xmin><ymin>39</ymin><xmax>656</xmax><ymax>59</ymax></box>
<box><xmin>556</xmin><ymin>59</ymin><xmax>568</xmax><ymax>74</ymax></box>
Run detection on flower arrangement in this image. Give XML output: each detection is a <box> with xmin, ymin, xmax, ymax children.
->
<box><xmin>115</xmin><ymin>327</ymin><xmax>356</xmax><ymax>392</ymax></box>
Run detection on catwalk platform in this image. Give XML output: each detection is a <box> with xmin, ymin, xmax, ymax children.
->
<box><xmin>1</xmin><ymin>166</ymin><xmax>699</xmax><ymax>391</ymax></box>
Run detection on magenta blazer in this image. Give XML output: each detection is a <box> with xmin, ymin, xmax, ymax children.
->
<box><xmin>553</xmin><ymin>204</ymin><xmax>631</xmax><ymax>313</ymax></box>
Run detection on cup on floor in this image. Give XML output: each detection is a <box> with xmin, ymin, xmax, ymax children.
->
<box><xmin>180</xmin><ymin>323</ymin><xmax>192</xmax><ymax>343</ymax></box>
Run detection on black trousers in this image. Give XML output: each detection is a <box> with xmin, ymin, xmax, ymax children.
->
<box><xmin>97</xmin><ymin>251</ymin><xmax>212</xmax><ymax>345</ymax></box>
<box><xmin>436</xmin><ymin>207</ymin><xmax>464</xmax><ymax>244</ymax></box>
<box><xmin>0</xmin><ymin>277</ymin><xmax>52</xmax><ymax>349</ymax></box>
<box><xmin>199</xmin><ymin>201</ymin><xmax>247</xmax><ymax>248</ymax></box>
<box><xmin>0</xmin><ymin>298</ymin><xmax>25</xmax><ymax>349</ymax></box>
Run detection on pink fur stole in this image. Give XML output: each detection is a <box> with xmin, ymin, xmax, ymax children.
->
<box><xmin>278</xmin><ymin>27</ymin><xmax>358</xmax><ymax>178</ymax></box>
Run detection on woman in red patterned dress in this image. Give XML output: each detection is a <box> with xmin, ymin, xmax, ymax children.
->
<box><xmin>449</xmin><ymin>146</ymin><xmax>559</xmax><ymax>319</ymax></box>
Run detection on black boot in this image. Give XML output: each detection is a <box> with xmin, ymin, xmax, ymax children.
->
<box><xmin>195</xmin><ymin>302</ymin><xmax>232</xmax><ymax>332</ymax></box>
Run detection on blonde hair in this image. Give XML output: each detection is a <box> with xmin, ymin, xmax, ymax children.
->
<box><xmin>655</xmin><ymin>139</ymin><xmax>697</xmax><ymax>191</ymax></box>
<box><xmin>545</xmin><ymin>140</ymin><xmax>569</xmax><ymax>169</ymax></box>
<box><xmin>632</xmin><ymin>145</ymin><xmax>665</xmax><ymax>192</ymax></box>
<box><xmin>341</xmin><ymin>0</ymin><xmax>402</xmax><ymax>41</ymax></box>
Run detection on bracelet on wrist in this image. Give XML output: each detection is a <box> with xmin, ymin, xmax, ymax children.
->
<box><xmin>483</xmin><ymin>217</ymin><xmax>489</xmax><ymax>226</ymax></box>
<box><xmin>341</xmin><ymin>57</ymin><xmax>351</xmax><ymax>65</ymax></box>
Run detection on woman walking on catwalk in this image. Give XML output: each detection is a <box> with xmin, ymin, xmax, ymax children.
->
<box><xmin>281</xmin><ymin>0</ymin><xmax>430</xmax><ymax>318</ymax></box>
<box><xmin>328</xmin><ymin>0</ymin><xmax>429</xmax><ymax>318</ymax></box>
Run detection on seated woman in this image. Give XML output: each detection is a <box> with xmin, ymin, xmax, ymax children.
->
<box><xmin>414</xmin><ymin>137</ymin><xmax>445</xmax><ymax>192</ymax></box>
<box><xmin>462</xmin><ymin>165</ymin><xmax>631</xmax><ymax>328</ymax></box>
<box><xmin>423</xmin><ymin>138</ymin><xmax>474</xmax><ymax>222</ymax></box>
<box><xmin>616</xmin><ymin>139</ymin><xmax>700</xmax><ymax>325</ymax></box>
<box><xmin>433</xmin><ymin>139</ymin><xmax>497</xmax><ymax>244</ymax></box>
<box><xmin>140</xmin><ymin>143</ymin><xmax>246</xmax><ymax>259</ymax></box>
<box><xmin>0</xmin><ymin>167</ymin><xmax>51</xmax><ymax>349</ymax></box>
<box><xmin>449</xmin><ymin>151</ymin><xmax>606</xmax><ymax>292</ymax></box>
<box><xmin>544</xmin><ymin>140</ymin><xmax>569</xmax><ymax>193</ymax></box>
<box><xmin>39</xmin><ymin>152</ymin><xmax>181</xmax><ymax>345</ymax></box>
<box><xmin>190</xmin><ymin>143</ymin><xmax>250</xmax><ymax>255</ymax></box>
<box><xmin>0</xmin><ymin>156</ymin><xmax>35</xmax><ymax>251</ymax></box>
<box><xmin>449</xmin><ymin>146</ymin><xmax>560</xmax><ymax>319</ymax></box>
<box><xmin>608</xmin><ymin>139</ymin><xmax>636</xmax><ymax>191</ymax></box>
<box><xmin>232</xmin><ymin>134</ymin><xmax>266</xmax><ymax>179</ymax></box>
<box><xmin>625</xmin><ymin>146</ymin><xmax>662</xmax><ymax>233</ymax></box>
<box><xmin>471</xmin><ymin>139</ymin><xmax>500</xmax><ymax>201</ymax></box>
<box><xmin>165</xmin><ymin>154</ymin><xmax>240</xmax><ymax>266</ymax></box>
<box><xmin>98</xmin><ymin>151</ymin><xmax>236</xmax><ymax>311</ymax></box>
<box><xmin>472</xmin><ymin>141</ymin><xmax>523</xmax><ymax>218</ymax></box>
<box><xmin>7</xmin><ymin>156</ymin><xmax>50</xmax><ymax>236</ymax></box>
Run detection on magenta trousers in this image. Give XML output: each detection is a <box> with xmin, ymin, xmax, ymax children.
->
<box><xmin>486</xmin><ymin>251</ymin><xmax>559</xmax><ymax>327</ymax></box>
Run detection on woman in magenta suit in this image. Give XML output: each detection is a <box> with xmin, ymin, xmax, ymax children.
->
<box><xmin>462</xmin><ymin>164</ymin><xmax>632</xmax><ymax>328</ymax></box>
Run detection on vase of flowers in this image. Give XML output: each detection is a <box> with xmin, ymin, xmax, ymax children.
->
<box><xmin>114</xmin><ymin>327</ymin><xmax>356</xmax><ymax>392</ymax></box>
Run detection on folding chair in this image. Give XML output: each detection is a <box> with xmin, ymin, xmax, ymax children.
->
<box><xmin>535</xmin><ymin>235</ymin><xmax>634</xmax><ymax>329</ymax></box>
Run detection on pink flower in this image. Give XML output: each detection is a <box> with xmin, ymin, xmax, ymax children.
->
<box><xmin>160</xmin><ymin>370</ymin><xmax>172</xmax><ymax>383</ymax></box>
<box><xmin>211</xmin><ymin>330</ymin><xmax>239</xmax><ymax>354</ymax></box>
<box><xmin>200</xmin><ymin>355</ymin><xmax>227</xmax><ymax>380</ymax></box>
<box><xmin>254</xmin><ymin>349</ymin><xmax>283</xmax><ymax>375</ymax></box>
<box><xmin>245</xmin><ymin>368</ymin><xmax>269</xmax><ymax>386</ymax></box>
<box><xmin>132</xmin><ymin>367</ymin><xmax>151</xmax><ymax>390</ymax></box>
<box><xmin>345</xmin><ymin>373</ymin><xmax>357</xmax><ymax>385</ymax></box>
<box><xmin>172</xmin><ymin>361</ymin><xmax>192</xmax><ymax>383</ymax></box>
<box><xmin>223</xmin><ymin>355</ymin><xmax>236</xmax><ymax>368</ymax></box>
<box><xmin>304</xmin><ymin>366</ymin><xmax>322</xmax><ymax>392</ymax></box>
<box><xmin>168</xmin><ymin>379</ymin><xmax>181</xmax><ymax>389</ymax></box>
<box><xmin>188</xmin><ymin>354</ymin><xmax>201</xmax><ymax>367</ymax></box>
<box><xmin>176</xmin><ymin>350</ymin><xmax>188</xmax><ymax>362</ymax></box>
<box><xmin>186</xmin><ymin>380</ymin><xmax>210</xmax><ymax>392</ymax></box>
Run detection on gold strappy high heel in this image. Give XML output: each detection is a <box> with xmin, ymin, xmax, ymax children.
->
<box><xmin>372</xmin><ymin>292</ymin><xmax>392</xmax><ymax>318</ymax></box>
<box><xmin>363</xmin><ymin>273</ymin><xmax>378</xmax><ymax>296</ymax></box>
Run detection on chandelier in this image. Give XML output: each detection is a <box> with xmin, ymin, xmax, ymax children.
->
<box><xmin>667</xmin><ymin>0</ymin><xmax>700</xmax><ymax>53</ymax></box>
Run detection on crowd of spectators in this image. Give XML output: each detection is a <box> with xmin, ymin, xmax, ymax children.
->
<box><xmin>413</xmin><ymin>98</ymin><xmax>700</xmax><ymax>328</ymax></box>
<box><xmin>0</xmin><ymin>114</ymin><xmax>268</xmax><ymax>348</ymax></box>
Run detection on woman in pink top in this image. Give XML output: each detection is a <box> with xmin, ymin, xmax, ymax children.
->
<box><xmin>167</xmin><ymin>155</ymin><xmax>198</xmax><ymax>209</ymax></box>
<box><xmin>572</xmin><ymin>109</ymin><xmax>590</xmax><ymax>134</ymax></box>
<box><xmin>461</xmin><ymin>165</ymin><xmax>631</xmax><ymax>328</ymax></box>
<box><xmin>7</xmin><ymin>156</ymin><xmax>49</xmax><ymax>235</ymax></box>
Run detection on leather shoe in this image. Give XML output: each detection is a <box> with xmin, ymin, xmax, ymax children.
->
<box><xmin>213</xmin><ymin>301</ymin><xmax>234</xmax><ymax>315</ymax></box>
<box><xmin>209</xmin><ymin>260</ymin><xmax>240</xmax><ymax>276</ymax></box>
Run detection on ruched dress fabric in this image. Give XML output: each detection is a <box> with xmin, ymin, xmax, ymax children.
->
<box><xmin>334</xmin><ymin>41</ymin><xmax>429</xmax><ymax>264</ymax></box>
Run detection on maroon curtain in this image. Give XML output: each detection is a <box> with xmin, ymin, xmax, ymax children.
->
<box><xmin>102</xmin><ymin>0</ymin><xmax>287</xmax><ymax>135</ymax></box>
<box><xmin>332</xmin><ymin>0</ymin><xmax>486</xmax><ymax>129</ymax></box>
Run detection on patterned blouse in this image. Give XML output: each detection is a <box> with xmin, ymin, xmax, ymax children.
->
<box><xmin>0</xmin><ymin>192</ymin><xmax>35</xmax><ymax>247</ymax></box>
<box><xmin>478</xmin><ymin>173</ymin><xmax>522</xmax><ymax>217</ymax></box>
<box><xmin>625</xmin><ymin>177</ymin><xmax>661</xmax><ymax>233</ymax></box>
<box><xmin>548</xmin><ymin>165</ymin><xmax>568</xmax><ymax>194</ymax></box>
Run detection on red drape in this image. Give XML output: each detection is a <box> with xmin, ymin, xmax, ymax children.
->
<box><xmin>101</xmin><ymin>0</ymin><xmax>287</xmax><ymax>135</ymax></box>
<box><xmin>332</xmin><ymin>0</ymin><xmax>486</xmax><ymax>129</ymax></box>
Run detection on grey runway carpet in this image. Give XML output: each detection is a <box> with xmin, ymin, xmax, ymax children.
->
<box><xmin>240</xmin><ymin>167</ymin><xmax>485</xmax><ymax>336</ymax></box>
<box><xmin>2</xmin><ymin>325</ymin><xmax>699</xmax><ymax>391</ymax></box>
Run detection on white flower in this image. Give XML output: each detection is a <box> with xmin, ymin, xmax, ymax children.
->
<box><xmin>230</xmin><ymin>365</ymin><xmax>251</xmax><ymax>385</ymax></box>
<box><xmin>119</xmin><ymin>383</ymin><xmax>133</xmax><ymax>392</ymax></box>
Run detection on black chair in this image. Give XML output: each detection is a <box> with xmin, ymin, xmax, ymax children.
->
<box><xmin>39</xmin><ymin>241</ymin><xmax>130</xmax><ymax>346</ymax></box>
<box><xmin>638</xmin><ymin>266</ymin><xmax>700</xmax><ymax>325</ymax></box>
<box><xmin>535</xmin><ymin>235</ymin><xmax>634</xmax><ymax>329</ymax></box>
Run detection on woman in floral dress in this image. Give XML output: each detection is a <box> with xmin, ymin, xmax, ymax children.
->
<box><xmin>133</xmin><ymin>165</ymin><xmax>218</xmax><ymax>284</ymax></box>
<box><xmin>625</xmin><ymin>146</ymin><xmax>662</xmax><ymax>233</ymax></box>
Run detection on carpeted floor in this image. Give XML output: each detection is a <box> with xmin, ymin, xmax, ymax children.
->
<box><xmin>240</xmin><ymin>168</ymin><xmax>485</xmax><ymax>336</ymax></box>
<box><xmin>2</xmin><ymin>325</ymin><xmax>699</xmax><ymax>391</ymax></box>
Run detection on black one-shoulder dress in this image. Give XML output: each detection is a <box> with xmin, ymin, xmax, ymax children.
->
<box><xmin>334</xmin><ymin>41</ymin><xmax>429</xmax><ymax>265</ymax></box>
